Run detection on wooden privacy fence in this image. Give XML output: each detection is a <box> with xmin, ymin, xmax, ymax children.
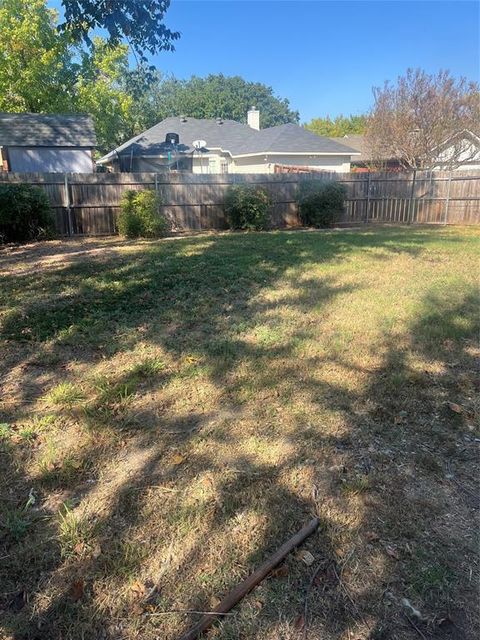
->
<box><xmin>0</xmin><ymin>170</ymin><xmax>479</xmax><ymax>236</ymax></box>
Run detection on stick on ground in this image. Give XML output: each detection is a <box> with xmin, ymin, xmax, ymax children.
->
<box><xmin>178</xmin><ymin>517</ymin><xmax>320</xmax><ymax>640</ymax></box>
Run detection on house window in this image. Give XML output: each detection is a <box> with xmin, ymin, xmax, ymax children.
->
<box><xmin>208</xmin><ymin>157</ymin><xmax>218</xmax><ymax>174</ymax></box>
<box><xmin>220</xmin><ymin>159</ymin><xmax>228</xmax><ymax>173</ymax></box>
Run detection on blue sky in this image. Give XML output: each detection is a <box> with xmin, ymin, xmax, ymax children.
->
<box><xmin>51</xmin><ymin>1</ymin><xmax>479</xmax><ymax>122</ymax></box>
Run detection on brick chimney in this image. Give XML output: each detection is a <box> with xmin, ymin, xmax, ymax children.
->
<box><xmin>247</xmin><ymin>106</ymin><xmax>260</xmax><ymax>130</ymax></box>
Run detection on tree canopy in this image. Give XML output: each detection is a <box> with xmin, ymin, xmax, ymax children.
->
<box><xmin>146</xmin><ymin>74</ymin><xmax>300</xmax><ymax>129</ymax></box>
<box><xmin>366</xmin><ymin>68</ymin><xmax>480</xmax><ymax>169</ymax></box>
<box><xmin>60</xmin><ymin>0</ymin><xmax>179</xmax><ymax>59</ymax></box>
<box><xmin>0</xmin><ymin>0</ymin><xmax>76</xmax><ymax>112</ymax></box>
<box><xmin>304</xmin><ymin>114</ymin><xmax>368</xmax><ymax>137</ymax></box>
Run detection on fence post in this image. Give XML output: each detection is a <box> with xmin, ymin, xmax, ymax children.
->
<box><xmin>154</xmin><ymin>172</ymin><xmax>158</xmax><ymax>194</ymax></box>
<box><xmin>64</xmin><ymin>173</ymin><xmax>73</xmax><ymax>237</ymax></box>
<box><xmin>444</xmin><ymin>171</ymin><xmax>452</xmax><ymax>225</ymax></box>
<box><xmin>365</xmin><ymin>173</ymin><xmax>371</xmax><ymax>223</ymax></box>
<box><xmin>408</xmin><ymin>169</ymin><xmax>417</xmax><ymax>224</ymax></box>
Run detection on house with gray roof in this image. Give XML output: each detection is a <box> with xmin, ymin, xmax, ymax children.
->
<box><xmin>97</xmin><ymin>108</ymin><xmax>360</xmax><ymax>174</ymax></box>
<box><xmin>0</xmin><ymin>113</ymin><xmax>96</xmax><ymax>173</ymax></box>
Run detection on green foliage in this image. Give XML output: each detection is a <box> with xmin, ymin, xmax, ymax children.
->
<box><xmin>76</xmin><ymin>37</ymin><xmax>135</xmax><ymax>153</ymax></box>
<box><xmin>224</xmin><ymin>185</ymin><xmax>272</xmax><ymax>231</ymax></box>
<box><xmin>0</xmin><ymin>0</ymin><xmax>76</xmax><ymax>112</ymax></box>
<box><xmin>297</xmin><ymin>181</ymin><xmax>347</xmax><ymax>228</ymax></box>
<box><xmin>118</xmin><ymin>190</ymin><xmax>169</xmax><ymax>238</ymax></box>
<box><xmin>0</xmin><ymin>184</ymin><xmax>54</xmax><ymax>243</ymax></box>
<box><xmin>60</xmin><ymin>0</ymin><xmax>179</xmax><ymax>61</ymax></box>
<box><xmin>150</xmin><ymin>74</ymin><xmax>300</xmax><ymax>129</ymax></box>
<box><xmin>305</xmin><ymin>114</ymin><xmax>368</xmax><ymax>137</ymax></box>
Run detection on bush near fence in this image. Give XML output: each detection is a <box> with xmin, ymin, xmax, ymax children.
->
<box><xmin>0</xmin><ymin>170</ymin><xmax>478</xmax><ymax>236</ymax></box>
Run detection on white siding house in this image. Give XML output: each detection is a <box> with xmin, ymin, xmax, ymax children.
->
<box><xmin>97</xmin><ymin>108</ymin><xmax>359</xmax><ymax>174</ymax></box>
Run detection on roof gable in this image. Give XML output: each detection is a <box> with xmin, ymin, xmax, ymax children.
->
<box><xmin>0</xmin><ymin>113</ymin><xmax>96</xmax><ymax>147</ymax></box>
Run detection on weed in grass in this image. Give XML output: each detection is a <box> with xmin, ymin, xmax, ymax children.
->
<box><xmin>408</xmin><ymin>557</ymin><xmax>455</xmax><ymax>600</ymax></box>
<box><xmin>93</xmin><ymin>375</ymin><xmax>137</xmax><ymax>405</ymax></box>
<box><xmin>341</xmin><ymin>475</ymin><xmax>370</xmax><ymax>495</ymax></box>
<box><xmin>37</xmin><ymin>437</ymin><xmax>58</xmax><ymax>474</ymax></box>
<box><xmin>57</xmin><ymin>504</ymin><xmax>93</xmax><ymax>557</ymax></box>
<box><xmin>18</xmin><ymin>427</ymin><xmax>37</xmax><ymax>442</ymax></box>
<box><xmin>104</xmin><ymin>539</ymin><xmax>149</xmax><ymax>578</ymax></box>
<box><xmin>1</xmin><ymin>507</ymin><xmax>31</xmax><ymax>541</ymax></box>
<box><xmin>0</xmin><ymin>422</ymin><xmax>12</xmax><ymax>438</ymax></box>
<box><xmin>45</xmin><ymin>382</ymin><xmax>85</xmax><ymax>407</ymax></box>
<box><xmin>31</xmin><ymin>414</ymin><xmax>57</xmax><ymax>430</ymax></box>
<box><xmin>129</xmin><ymin>357</ymin><xmax>165</xmax><ymax>379</ymax></box>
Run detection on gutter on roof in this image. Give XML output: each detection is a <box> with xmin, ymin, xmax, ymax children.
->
<box><xmin>232</xmin><ymin>151</ymin><xmax>362</xmax><ymax>158</ymax></box>
<box><xmin>96</xmin><ymin>150</ymin><xmax>118</xmax><ymax>164</ymax></box>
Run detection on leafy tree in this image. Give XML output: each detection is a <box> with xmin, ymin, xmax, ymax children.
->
<box><xmin>122</xmin><ymin>66</ymin><xmax>165</xmax><ymax>134</ymax></box>
<box><xmin>60</xmin><ymin>0</ymin><xmax>180</xmax><ymax>60</ymax></box>
<box><xmin>0</xmin><ymin>0</ymin><xmax>76</xmax><ymax>112</ymax></box>
<box><xmin>147</xmin><ymin>74</ymin><xmax>299</xmax><ymax>128</ymax></box>
<box><xmin>76</xmin><ymin>38</ymin><xmax>135</xmax><ymax>153</ymax></box>
<box><xmin>304</xmin><ymin>114</ymin><xmax>368</xmax><ymax>137</ymax></box>
<box><xmin>366</xmin><ymin>68</ymin><xmax>480</xmax><ymax>169</ymax></box>
<box><xmin>0</xmin><ymin>0</ymin><xmax>138</xmax><ymax>154</ymax></box>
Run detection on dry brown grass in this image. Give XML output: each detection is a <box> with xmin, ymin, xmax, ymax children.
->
<box><xmin>0</xmin><ymin>226</ymin><xmax>479</xmax><ymax>640</ymax></box>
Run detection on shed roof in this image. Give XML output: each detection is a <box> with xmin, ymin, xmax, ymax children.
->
<box><xmin>0</xmin><ymin>113</ymin><xmax>96</xmax><ymax>147</ymax></box>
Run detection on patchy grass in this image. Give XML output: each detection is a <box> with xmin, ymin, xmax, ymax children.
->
<box><xmin>45</xmin><ymin>382</ymin><xmax>85</xmax><ymax>407</ymax></box>
<box><xmin>0</xmin><ymin>227</ymin><xmax>479</xmax><ymax>640</ymax></box>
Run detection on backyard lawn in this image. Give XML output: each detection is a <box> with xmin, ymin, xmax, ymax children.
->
<box><xmin>0</xmin><ymin>226</ymin><xmax>479</xmax><ymax>640</ymax></box>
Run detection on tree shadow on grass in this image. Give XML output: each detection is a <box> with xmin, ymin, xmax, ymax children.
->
<box><xmin>0</xmin><ymin>227</ymin><xmax>478</xmax><ymax>639</ymax></box>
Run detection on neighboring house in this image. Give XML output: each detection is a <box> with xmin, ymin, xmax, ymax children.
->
<box><xmin>329</xmin><ymin>134</ymin><xmax>401</xmax><ymax>171</ymax></box>
<box><xmin>97</xmin><ymin>108</ymin><xmax>360</xmax><ymax>174</ymax></box>
<box><xmin>431</xmin><ymin>129</ymin><xmax>480</xmax><ymax>170</ymax></box>
<box><xmin>0</xmin><ymin>113</ymin><xmax>96</xmax><ymax>173</ymax></box>
<box><xmin>332</xmin><ymin>130</ymin><xmax>480</xmax><ymax>172</ymax></box>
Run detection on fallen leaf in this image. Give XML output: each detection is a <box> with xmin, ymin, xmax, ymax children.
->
<box><xmin>91</xmin><ymin>543</ymin><xmax>102</xmax><ymax>559</ymax></box>
<box><xmin>130</xmin><ymin>580</ymin><xmax>146</xmax><ymax>597</ymax></box>
<box><xmin>210</xmin><ymin>595</ymin><xmax>221</xmax><ymax>608</ymax></box>
<box><xmin>69</xmin><ymin>579</ymin><xmax>84</xmax><ymax>602</ymax></box>
<box><xmin>171</xmin><ymin>453</ymin><xmax>185</xmax><ymax>465</ymax></box>
<box><xmin>438</xmin><ymin>616</ymin><xmax>454</xmax><ymax>628</ymax></box>
<box><xmin>384</xmin><ymin>545</ymin><xmax>400</xmax><ymax>560</ymax></box>
<box><xmin>366</xmin><ymin>531</ymin><xmax>380</xmax><ymax>543</ymax></box>
<box><xmin>447</xmin><ymin>402</ymin><xmax>463</xmax><ymax>414</ymax></box>
<box><xmin>271</xmin><ymin>563</ymin><xmax>289</xmax><ymax>578</ymax></box>
<box><xmin>73</xmin><ymin>542</ymin><xmax>85</xmax><ymax>555</ymax></box>
<box><xmin>297</xmin><ymin>550</ymin><xmax>315</xmax><ymax>566</ymax></box>
<box><xmin>294</xmin><ymin>614</ymin><xmax>305</xmax><ymax>630</ymax></box>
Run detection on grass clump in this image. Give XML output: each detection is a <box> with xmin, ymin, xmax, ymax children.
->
<box><xmin>58</xmin><ymin>504</ymin><xmax>93</xmax><ymax>557</ymax></box>
<box><xmin>45</xmin><ymin>382</ymin><xmax>85</xmax><ymax>407</ymax></box>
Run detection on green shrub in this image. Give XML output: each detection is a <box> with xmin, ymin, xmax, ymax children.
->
<box><xmin>224</xmin><ymin>184</ymin><xmax>271</xmax><ymax>231</ymax></box>
<box><xmin>0</xmin><ymin>183</ymin><xmax>54</xmax><ymax>243</ymax></box>
<box><xmin>117</xmin><ymin>190</ymin><xmax>169</xmax><ymax>238</ymax></box>
<box><xmin>297</xmin><ymin>181</ymin><xmax>346</xmax><ymax>228</ymax></box>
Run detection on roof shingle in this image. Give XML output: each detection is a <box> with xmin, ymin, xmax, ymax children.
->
<box><xmin>0</xmin><ymin>113</ymin><xmax>96</xmax><ymax>147</ymax></box>
<box><xmin>99</xmin><ymin>117</ymin><xmax>359</xmax><ymax>162</ymax></box>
